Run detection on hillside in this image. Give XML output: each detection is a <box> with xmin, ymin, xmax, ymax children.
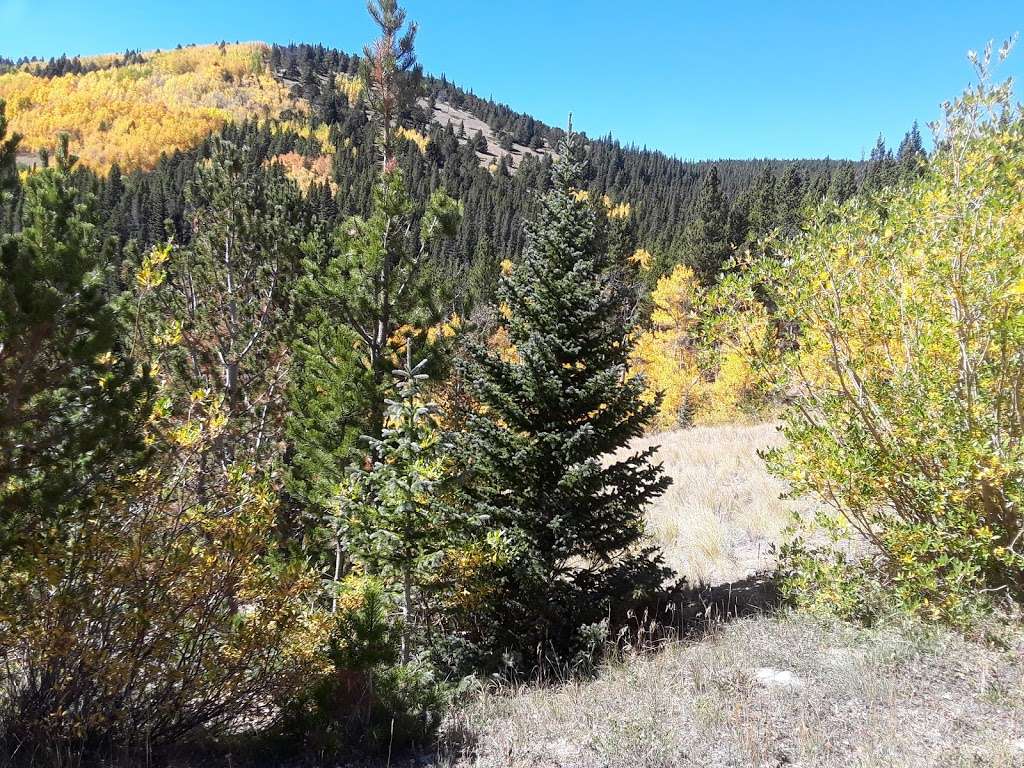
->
<box><xmin>0</xmin><ymin>43</ymin><xmax>302</xmax><ymax>171</ymax></box>
<box><xmin>0</xmin><ymin>42</ymin><xmax>875</xmax><ymax>266</ymax></box>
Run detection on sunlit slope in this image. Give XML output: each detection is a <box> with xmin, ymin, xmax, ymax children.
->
<box><xmin>0</xmin><ymin>43</ymin><xmax>301</xmax><ymax>172</ymax></box>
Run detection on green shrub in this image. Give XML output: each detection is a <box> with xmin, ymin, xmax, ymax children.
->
<box><xmin>754</xmin><ymin>46</ymin><xmax>1024</xmax><ymax>625</ymax></box>
<box><xmin>280</xmin><ymin>576</ymin><xmax>448</xmax><ymax>757</ymax></box>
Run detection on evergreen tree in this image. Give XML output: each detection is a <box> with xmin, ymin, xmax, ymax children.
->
<box><xmin>0</xmin><ymin>134</ymin><xmax>151</xmax><ymax>566</ymax></box>
<box><xmin>775</xmin><ymin>164</ymin><xmax>806</xmax><ymax>235</ymax></box>
<box><xmin>827</xmin><ymin>164</ymin><xmax>857</xmax><ymax>203</ymax></box>
<box><xmin>0</xmin><ymin>100</ymin><xmax>20</xmax><ymax>227</ymax></box>
<box><xmin>745</xmin><ymin>165</ymin><xmax>777</xmax><ymax>241</ymax></box>
<box><xmin>467</xmin><ymin>233</ymin><xmax>500</xmax><ymax>309</ymax></box>
<box><xmin>896</xmin><ymin>121</ymin><xmax>926</xmax><ymax>181</ymax></box>
<box><xmin>680</xmin><ymin>165</ymin><xmax>731</xmax><ymax>286</ymax></box>
<box><xmin>472</xmin><ymin>130</ymin><xmax>489</xmax><ymax>154</ymax></box>
<box><xmin>863</xmin><ymin>134</ymin><xmax>897</xmax><ymax>192</ymax></box>
<box><xmin>346</xmin><ymin>346</ymin><xmax>461</xmax><ymax>663</ymax></box>
<box><xmin>360</xmin><ymin>0</ymin><xmax>422</xmax><ymax>166</ymax></box>
<box><xmin>286</xmin><ymin>278</ymin><xmax>372</xmax><ymax>514</ymax></box>
<box><xmin>298</xmin><ymin>1</ymin><xmax>461</xmax><ymax>442</ymax></box>
<box><xmin>133</xmin><ymin>138</ymin><xmax>304</xmax><ymax>476</ymax></box>
<box><xmin>460</xmin><ymin>129</ymin><xmax>671</xmax><ymax>672</ymax></box>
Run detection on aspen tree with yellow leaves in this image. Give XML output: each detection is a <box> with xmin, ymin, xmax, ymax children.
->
<box><xmin>0</xmin><ymin>43</ymin><xmax>299</xmax><ymax>172</ymax></box>
<box><xmin>748</xmin><ymin>44</ymin><xmax>1024</xmax><ymax>624</ymax></box>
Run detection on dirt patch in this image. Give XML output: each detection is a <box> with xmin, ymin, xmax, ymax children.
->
<box><xmin>428</xmin><ymin>99</ymin><xmax>552</xmax><ymax>170</ymax></box>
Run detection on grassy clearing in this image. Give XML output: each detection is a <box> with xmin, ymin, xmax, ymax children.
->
<box><xmin>429</xmin><ymin>426</ymin><xmax>1024</xmax><ymax>768</ymax></box>
<box><xmin>626</xmin><ymin>423</ymin><xmax>818</xmax><ymax>585</ymax></box>
<box><xmin>438</xmin><ymin>611</ymin><xmax>1024</xmax><ymax>768</ymax></box>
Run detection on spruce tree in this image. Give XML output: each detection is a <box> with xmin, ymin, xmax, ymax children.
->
<box><xmin>896</xmin><ymin>121</ymin><xmax>926</xmax><ymax>181</ymax></box>
<box><xmin>775</xmin><ymin>165</ymin><xmax>806</xmax><ymax>236</ymax></box>
<box><xmin>461</xmin><ymin>129</ymin><xmax>671</xmax><ymax>671</ymax></box>
<box><xmin>827</xmin><ymin>164</ymin><xmax>857</xmax><ymax>203</ymax></box>
<box><xmin>467</xmin><ymin>233</ymin><xmax>500</xmax><ymax>309</ymax></box>
<box><xmin>745</xmin><ymin>165</ymin><xmax>777</xmax><ymax>242</ymax></box>
<box><xmin>346</xmin><ymin>346</ymin><xmax>460</xmax><ymax>663</ymax></box>
<box><xmin>863</xmin><ymin>134</ymin><xmax>897</xmax><ymax>192</ymax></box>
<box><xmin>680</xmin><ymin>165</ymin><xmax>731</xmax><ymax>286</ymax></box>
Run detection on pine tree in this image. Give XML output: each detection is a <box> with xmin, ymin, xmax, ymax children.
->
<box><xmin>680</xmin><ymin>165</ymin><xmax>731</xmax><ymax>286</ymax></box>
<box><xmin>360</xmin><ymin>0</ymin><xmax>422</xmax><ymax>166</ymax></box>
<box><xmin>0</xmin><ymin>134</ymin><xmax>151</xmax><ymax>565</ymax></box>
<box><xmin>133</xmin><ymin>138</ymin><xmax>304</xmax><ymax>475</ymax></box>
<box><xmin>299</xmin><ymin>1</ymin><xmax>461</xmax><ymax>442</ymax></box>
<box><xmin>0</xmin><ymin>100</ymin><xmax>20</xmax><ymax>227</ymax></box>
<box><xmin>286</xmin><ymin>283</ymin><xmax>372</xmax><ymax>513</ymax></box>
<box><xmin>461</xmin><ymin>129</ymin><xmax>671</xmax><ymax>671</ymax></box>
<box><xmin>346</xmin><ymin>346</ymin><xmax>458</xmax><ymax>663</ymax></box>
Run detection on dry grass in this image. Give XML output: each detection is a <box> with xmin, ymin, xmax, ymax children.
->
<box><xmin>438</xmin><ymin>612</ymin><xmax>1024</xmax><ymax>768</ymax></box>
<box><xmin>424</xmin><ymin>426</ymin><xmax>1024</xmax><ymax>768</ymax></box>
<box><xmin>625</xmin><ymin>423</ymin><xmax>818</xmax><ymax>585</ymax></box>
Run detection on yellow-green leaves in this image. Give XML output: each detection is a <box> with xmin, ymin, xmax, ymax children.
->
<box><xmin>758</xmin><ymin>64</ymin><xmax>1024</xmax><ymax>625</ymax></box>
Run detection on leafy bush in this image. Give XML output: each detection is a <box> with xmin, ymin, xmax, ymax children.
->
<box><xmin>755</xmin><ymin>46</ymin><xmax>1024</xmax><ymax>624</ymax></box>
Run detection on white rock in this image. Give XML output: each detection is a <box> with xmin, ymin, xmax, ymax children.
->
<box><xmin>754</xmin><ymin>667</ymin><xmax>804</xmax><ymax>690</ymax></box>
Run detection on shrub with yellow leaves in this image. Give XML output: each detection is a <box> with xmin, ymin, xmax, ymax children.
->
<box><xmin>0</xmin><ymin>385</ymin><xmax>318</xmax><ymax>757</ymax></box>
<box><xmin>759</xmin><ymin>46</ymin><xmax>1024</xmax><ymax>624</ymax></box>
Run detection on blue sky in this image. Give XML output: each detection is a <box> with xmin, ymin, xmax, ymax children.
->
<box><xmin>1</xmin><ymin>1</ymin><xmax>1020</xmax><ymax>160</ymax></box>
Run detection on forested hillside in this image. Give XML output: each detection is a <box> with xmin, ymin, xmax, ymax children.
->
<box><xmin>0</xmin><ymin>38</ymin><xmax>924</xmax><ymax>289</ymax></box>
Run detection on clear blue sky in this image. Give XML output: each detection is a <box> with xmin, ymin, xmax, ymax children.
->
<box><xmin>1</xmin><ymin>1</ymin><xmax>1021</xmax><ymax>160</ymax></box>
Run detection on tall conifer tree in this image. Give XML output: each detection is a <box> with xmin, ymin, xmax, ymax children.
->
<box><xmin>680</xmin><ymin>165</ymin><xmax>731</xmax><ymax>286</ymax></box>
<box><xmin>0</xmin><ymin>135</ymin><xmax>151</xmax><ymax>565</ymax></box>
<box><xmin>461</xmin><ymin>128</ymin><xmax>671</xmax><ymax>671</ymax></box>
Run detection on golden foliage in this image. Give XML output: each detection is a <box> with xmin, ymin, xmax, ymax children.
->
<box><xmin>604</xmin><ymin>196</ymin><xmax>631</xmax><ymax>220</ymax></box>
<box><xmin>0</xmin><ymin>387</ymin><xmax>318</xmax><ymax>749</ymax></box>
<box><xmin>271</xmin><ymin>151</ymin><xmax>335</xmax><ymax>193</ymax></box>
<box><xmin>0</xmin><ymin>43</ymin><xmax>300</xmax><ymax>172</ymax></box>
<box><xmin>335</xmin><ymin>72</ymin><xmax>364</xmax><ymax>106</ymax></box>
<box><xmin>274</xmin><ymin>119</ymin><xmax>336</xmax><ymax>154</ymax></box>
<box><xmin>397</xmin><ymin>125</ymin><xmax>429</xmax><ymax>154</ymax></box>
<box><xmin>630</xmin><ymin>248</ymin><xmax>653</xmax><ymax>270</ymax></box>
<box><xmin>635</xmin><ymin>264</ymin><xmax>773</xmax><ymax>429</ymax></box>
<box><xmin>635</xmin><ymin>265</ymin><xmax>704</xmax><ymax>429</ymax></box>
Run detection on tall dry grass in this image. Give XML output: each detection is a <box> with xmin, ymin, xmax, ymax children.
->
<box><xmin>440</xmin><ymin>612</ymin><xmax>1024</xmax><ymax>768</ymax></box>
<box><xmin>625</xmin><ymin>423</ymin><xmax>818</xmax><ymax>585</ymax></box>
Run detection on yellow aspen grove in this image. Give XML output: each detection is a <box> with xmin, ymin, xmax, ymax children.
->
<box><xmin>0</xmin><ymin>43</ymin><xmax>299</xmax><ymax>172</ymax></box>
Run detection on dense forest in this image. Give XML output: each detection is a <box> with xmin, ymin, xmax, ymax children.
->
<box><xmin>1</xmin><ymin>3</ymin><xmax>1018</xmax><ymax>766</ymax></box>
